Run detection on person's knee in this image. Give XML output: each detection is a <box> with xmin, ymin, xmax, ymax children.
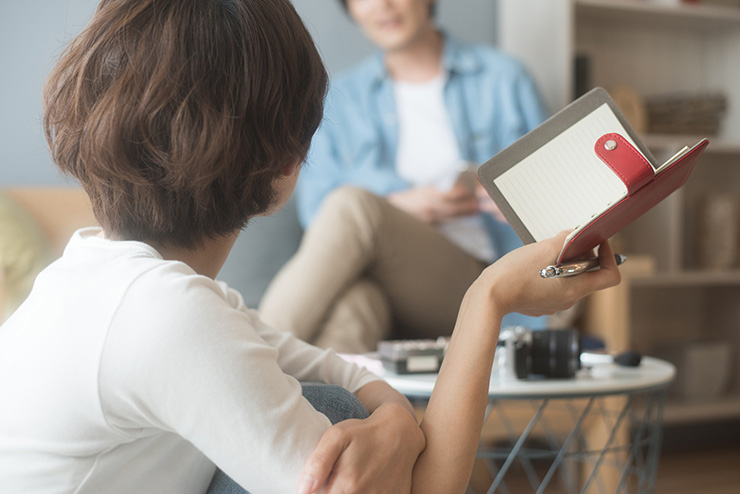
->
<box><xmin>319</xmin><ymin>186</ymin><xmax>386</xmax><ymax>235</ymax></box>
<box><xmin>301</xmin><ymin>382</ymin><xmax>369</xmax><ymax>424</ymax></box>
<box><xmin>207</xmin><ymin>469</ymin><xmax>249</xmax><ymax>494</ymax></box>
<box><xmin>324</xmin><ymin>185</ymin><xmax>378</xmax><ymax>209</ymax></box>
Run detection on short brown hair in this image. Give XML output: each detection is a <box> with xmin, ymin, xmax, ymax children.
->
<box><xmin>43</xmin><ymin>0</ymin><xmax>328</xmax><ymax>248</ymax></box>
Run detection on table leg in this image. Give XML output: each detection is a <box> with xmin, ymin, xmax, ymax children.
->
<box><xmin>486</xmin><ymin>399</ymin><xmax>548</xmax><ymax>494</ymax></box>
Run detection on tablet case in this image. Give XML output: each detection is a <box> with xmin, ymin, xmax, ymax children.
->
<box><xmin>477</xmin><ymin>87</ymin><xmax>709</xmax><ymax>263</ymax></box>
<box><xmin>560</xmin><ymin>136</ymin><xmax>708</xmax><ymax>262</ymax></box>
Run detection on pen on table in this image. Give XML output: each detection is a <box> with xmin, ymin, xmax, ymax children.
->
<box><xmin>539</xmin><ymin>254</ymin><xmax>627</xmax><ymax>279</ymax></box>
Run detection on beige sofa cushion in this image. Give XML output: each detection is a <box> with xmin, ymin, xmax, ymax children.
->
<box><xmin>0</xmin><ymin>192</ymin><xmax>51</xmax><ymax>321</ymax></box>
<box><xmin>0</xmin><ymin>188</ymin><xmax>95</xmax><ymax>322</ymax></box>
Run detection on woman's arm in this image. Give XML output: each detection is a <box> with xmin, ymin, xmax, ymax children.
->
<box><xmin>410</xmin><ymin>234</ymin><xmax>620</xmax><ymax>493</ymax></box>
<box><xmin>300</xmin><ymin>232</ymin><xmax>620</xmax><ymax>494</ymax></box>
<box><xmin>297</xmin><ymin>381</ymin><xmax>425</xmax><ymax>494</ymax></box>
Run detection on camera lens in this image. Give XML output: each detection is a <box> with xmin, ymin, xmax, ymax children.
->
<box><xmin>530</xmin><ymin>329</ymin><xmax>581</xmax><ymax>378</ymax></box>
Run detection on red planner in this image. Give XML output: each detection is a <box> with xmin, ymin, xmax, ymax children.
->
<box><xmin>477</xmin><ymin>87</ymin><xmax>709</xmax><ymax>263</ymax></box>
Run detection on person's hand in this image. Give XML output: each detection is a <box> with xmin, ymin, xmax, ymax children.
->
<box><xmin>474</xmin><ymin>232</ymin><xmax>621</xmax><ymax>318</ymax></box>
<box><xmin>387</xmin><ymin>185</ymin><xmax>478</xmax><ymax>223</ymax></box>
<box><xmin>298</xmin><ymin>402</ymin><xmax>424</xmax><ymax>494</ymax></box>
<box><xmin>475</xmin><ymin>183</ymin><xmax>507</xmax><ymax>223</ymax></box>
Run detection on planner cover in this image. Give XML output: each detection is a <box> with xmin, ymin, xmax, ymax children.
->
<box><xmin>477</xmin><ymin>87</ymin><xmax>709</xmax><ymax>263</ymax></box>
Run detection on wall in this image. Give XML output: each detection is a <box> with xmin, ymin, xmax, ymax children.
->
<box><xmin>0</xmin><ymin>0</ymin><xmax>500</xmax><ymax>305</ymax></box>
<box><xmin>0</xmin><ymin>0</ymin><xmax>498</xmax><ymax>186</ymax></box>
<box><xmin>295</xmin><ymin>0</ymin><xmax>499</xmax><ymax>75</ymax></box>
<box><xmin>0</xmin><ymin>0</ymin><xmax>100</xmax><ymax>186</ymax></box>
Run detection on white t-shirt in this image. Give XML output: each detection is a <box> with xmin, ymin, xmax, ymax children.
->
<box><xmin>395</xmin><ymin>72</ymin><xmax>461</xmax><ymax>190</ymax></box>
<box><xmin>0</xmin><ymin>228</ymin><xmax>380</xmax><ymax>494</ymax></box>
<box><xmin>394</xmin><ymin>73</ymin><xmax>496</xmax><ymax>262</ymax></box>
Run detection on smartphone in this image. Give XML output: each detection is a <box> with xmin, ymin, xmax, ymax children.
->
<box><xmin>453</xmin><ymin>164</ymin><xmax>479</xmax><ymax>194</ymax></box>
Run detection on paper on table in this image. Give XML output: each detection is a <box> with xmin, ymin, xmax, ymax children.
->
<box><xmin>493</xmin><ymin>104</ymin><xmax>647</xmax><ymax>242</ymax></box>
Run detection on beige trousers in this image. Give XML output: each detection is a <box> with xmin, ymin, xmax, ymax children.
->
<box><xmin>258</xmin><ymin>186</ymin><xmax>488</xmax><ymax>353</ymax></box>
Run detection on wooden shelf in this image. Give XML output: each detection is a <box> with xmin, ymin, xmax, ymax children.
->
<box><xmin>645</xmin><ymin>134</ymin><xmax>740</xmax><ymax>155</ymax></box>
<box><xmin>501</xmin><ymin>0</ymin><xmax>740</xmax><ymax>431</ymax></box>
<box><xmin>576</xmin><ymin>0</ymin><xmax>740</xmax><ymax>30</ymax></box>
<box><xmin>663</xmin><ymin>395</ymin><xmax>740</xmax><ymax>425</ymax></box>
<box><xmin>631</xmin><ymin>270</ymin><xmax>740</xmax><ymax>287</ymax></box>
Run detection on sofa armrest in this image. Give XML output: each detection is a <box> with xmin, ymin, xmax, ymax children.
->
<box><xmin>4</xmin><ymin>187</ymin><xmax>96</xmax><ymax>255</ymax></box>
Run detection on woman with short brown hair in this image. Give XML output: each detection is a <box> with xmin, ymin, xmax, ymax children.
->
<box><xmin>0</xmin><ymin>1</ymin><xmax>620</xmax><ymax>493</ymax></box>
<box><xmin>43</xmin><ymin>0</ymin><xmax>327</xmax><ymax>249</ymax></box>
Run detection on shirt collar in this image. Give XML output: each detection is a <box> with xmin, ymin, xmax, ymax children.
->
<box><xmin>367</xmin><ymin>33</ymin><xmax>481</xmax><ymax>86</ymax></box>
<box><xmin>367</xmin><ymin>50</ymin><xmax>387</xmax><ymax>86</ymax></box>
<box><xmin>441</xmin><ymin>35</ymin><xmax>481</xmax><ymax>76</ymax></box>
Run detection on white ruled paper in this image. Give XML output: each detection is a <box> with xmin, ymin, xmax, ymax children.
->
<box><xmin>493</xmin><ymin>104</ymin><xmax>641</xmax><ymax>241</ymax></box>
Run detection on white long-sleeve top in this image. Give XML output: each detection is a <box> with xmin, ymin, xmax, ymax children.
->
<box><xmin>0</xmin><ymin>228</ymin><xmax>381</xmax><ymax>494</ymax></box>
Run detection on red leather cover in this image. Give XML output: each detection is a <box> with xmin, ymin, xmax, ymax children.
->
<box><xmin>595</xmin><ymin>133</ymin><xmax>655</xmax><ymax>195</ymax></box>
<box><xmin>557</xmin><ymin>139</ymin><xmax>709</xmax><ymax>263</ymax></box>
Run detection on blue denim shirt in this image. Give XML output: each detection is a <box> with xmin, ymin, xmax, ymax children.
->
<box><xmin>298</xmin><ymin>36</ymin><xmax>549</xmax><ymax>329</ymax></box>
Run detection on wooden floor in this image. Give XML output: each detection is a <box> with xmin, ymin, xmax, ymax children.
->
<box><xmin>468</xmin><ymin>446</ymin><xmax>740</xmax><ymax>493</ymax></box>
<box><xmin>654</xmin><ymin>446</ymin><xmax>740</xmax><ymax>494</ymax></box>
<box><xmin>467</xmin><ymin>446</ymin><xmax>740</xmax><ymax>493</ymax></box>
<box><xmin>415</xmin><ymin>401</ymin><xmax>740</xmax><ymax>493</ymax></box>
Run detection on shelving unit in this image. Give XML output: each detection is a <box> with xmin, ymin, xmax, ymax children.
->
<box><xmin>662</xmin><ymin>395</ymin><xmax>740</xmax><ymax>424</ymax></box>
<box><xmin>577</xmin><ymin>0</ymin><xmax>740</xmax><ymax>30</ymax></box>
<box><xmin>499</xmin><ymin>0</ymin><xmax>740</xmax><ymax>426</ymax></box>
<box><xmin>645</xmin><ymin>134</ymin><xmax>740</xmax><ymax>155</ymax></box>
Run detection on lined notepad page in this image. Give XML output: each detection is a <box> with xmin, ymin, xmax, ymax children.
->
<box><xmin>494</xmin><ymin>103</ymin><xmax>640</xmax><ymax>242</ymax></box>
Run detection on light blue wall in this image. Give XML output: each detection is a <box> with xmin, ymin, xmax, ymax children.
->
<box><xmin>295</xmin><ymin>0</ymin><xmax>499</xmax><ymax>75</ymax></box>
<box><xmin>0</xmin><ymin>0</ymin><xmax>100</xmax><ymax>186</ymax></box>
<box><xmin>0</xmin><ymin>0</ymin><xmax>497</xmax><ymax>186</ymax></box>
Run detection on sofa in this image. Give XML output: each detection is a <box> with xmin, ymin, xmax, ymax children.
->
<box><xmin>0</xmin><ymin>188</ymin><xmax>97</xmax><ymax>322</ymax></box>
<box><xmin>0</xmin><ymin>187</ymin><xmax>301</xmax><ymax>321</ymax></box>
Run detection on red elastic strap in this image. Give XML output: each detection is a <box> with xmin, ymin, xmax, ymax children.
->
<box><xmin>595</xmin><ymin>133</ymin><xmax>654</xmax><ymax>195</ymax></box>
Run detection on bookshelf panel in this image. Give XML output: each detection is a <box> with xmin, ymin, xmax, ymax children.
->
<box><xmin>500</xmin><ymin>0</ymin><xmax>740</xmax><ymax>426</ymax></box>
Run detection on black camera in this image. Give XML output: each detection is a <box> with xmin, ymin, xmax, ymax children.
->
<box><xmin>496</xmin><ymin>327</ymin><xmax>581</xmax><ymax>380</ymax></box>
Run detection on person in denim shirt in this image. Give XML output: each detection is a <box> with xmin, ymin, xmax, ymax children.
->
<box><xmin>259</xmin><ymin>0</ymin><xmax>550</xmax><ymax>353</ymax></box>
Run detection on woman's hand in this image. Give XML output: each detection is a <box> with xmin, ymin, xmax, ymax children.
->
<box><xmin>476</xmin><ymin>231</ymin><xmax>621</xmax><ymax>318</ymax></box>
<box><xmin>298</xmin><ymin>402</ymin><xmax>424</xmax><ymax>494</ymax></box>
<box><xmin>387</xmin><ymin>185</ymin><xmax>478</xmax><ymax>223</ymax></box>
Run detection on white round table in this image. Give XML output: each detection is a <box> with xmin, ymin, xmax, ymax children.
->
<box><xmin>381</xmin><ymin>356</ymin><xmax>675</xmax><ymax>400</ymax></box>
<box><xmin>353</xmin><ymin>355</ymin><xmax>675</xmax><ymax>494</ymax></box>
